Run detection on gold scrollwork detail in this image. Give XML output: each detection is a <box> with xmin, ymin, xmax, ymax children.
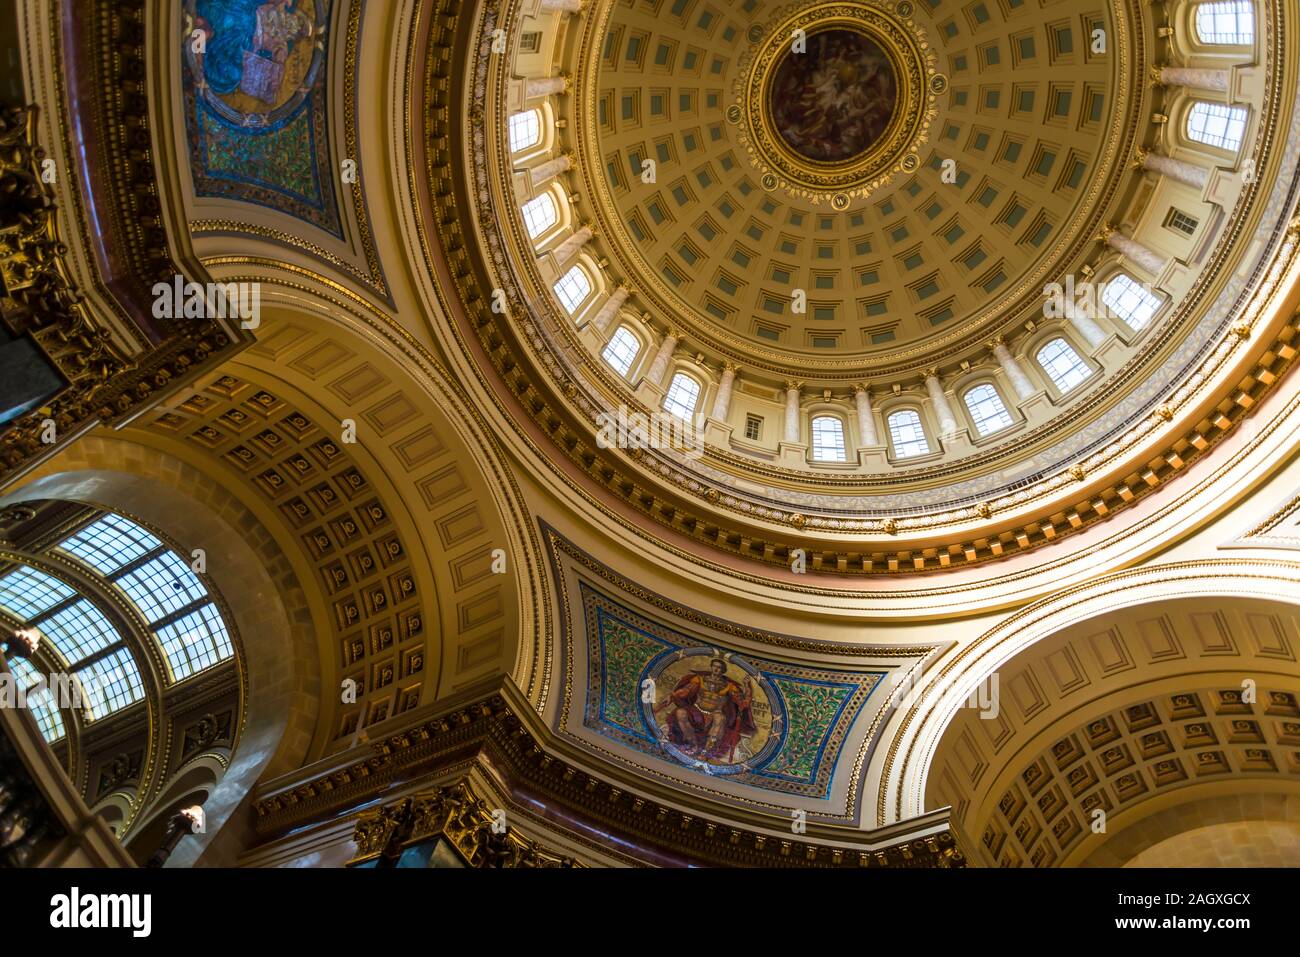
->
<box><xmin>349</xmin><ymin>783</ymin><xmax>580</xmax><ymax>868</ymax></box>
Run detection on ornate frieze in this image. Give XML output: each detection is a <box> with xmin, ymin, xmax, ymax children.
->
<box><xmin>349</xmin><ymin>782</ymin><xmax>579</xmax><ymax>867</ymax></box>
<box><xmin>1</xmin><ymin>0</ymin><xmax>249</xmax><ymax>488</ymax></box>
<box><xmin>254</xmin><ymin>680</ymin><xmax>964</xmax><ymax>867</ymax></box>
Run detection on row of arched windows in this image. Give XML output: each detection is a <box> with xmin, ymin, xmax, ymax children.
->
<box><xmin>644</xmin><ymin>335</ymin><xmax>1091</xmax><ymax>462</ymax></box>
<box><xmin>579</xmin><ymin>265</ymin><xmax>1155</xmax><ymax>388</ymax></box>
<box><xmin>1183</xmin><ymin>2</ymin><xmax>1255</xmax><ymax>149</ymax></box>
<box><xmin>506</xmin><ymin>101</ymin><xmax>1193</xmax><ymax>360</ymax></box>
<box><xmin>516</xmin><ymin>99</ymin><xmax>1235</xmax><ymax>325</ymax></box>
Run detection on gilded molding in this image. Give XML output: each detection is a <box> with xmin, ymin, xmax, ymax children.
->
<box><xmin>255</xmin><ymin>682</ymin><xmax>966</xmax><ymax>867</ymax></box>
<box><xmin>731</xmin><ymin>1</ymin><xmax>940</xmax><ymax>205</ymax></box>
<box><xmin>348</xmin><ymin>782</ymin><xmax>579</xmax><ymax>867</ymax></box>
<box><xmin>415</xmin><ymin>0</ymin><xmax>1300</xmax><ymax>576</ymax></box>
<box><xmin>0</xmin><ymin>96</ymin><xmax>240</xmax><ymax>489</ymax></box>
<box><xmin>188</xmin><ymin>0</ymin><xmax>390</xmax><ymax>301</ymax></box>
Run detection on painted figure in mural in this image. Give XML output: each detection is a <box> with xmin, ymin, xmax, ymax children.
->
<box><xmin>194</xmin><ymin>0</ymin><xmax>314</xmax><ymax>105</ymax></box>
<box><xmin>769</xmin><ymin>28</ymin><xmax>898</xmax><ymax>164</ymax></box>
<box><xmin>654</xmin><ymin>657</ymin><xmax>757</xmax><ymax>763</ymax></box>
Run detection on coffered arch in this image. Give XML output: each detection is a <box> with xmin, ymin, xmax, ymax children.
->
<box><xmin>877</xmin><ymin>559</ymin><xmax>1300</xmax><ymax>824</ymax></box>
<box><xmin>197</xmin><ymin>288</ymin><xmax>552</xmax><ymax>711</ymax></box>
<box><xmin>1080</xmin><ymin>789</ymin><xmax>1300</xmax><ymax>866</ymax></box>
<box><xmin>920</xmin><ymin>589</ymin><xmax>1300</xmax><ymax>865</ymax></box>
<box><xmin>141</xmin><ymin>359</ymin><xmax>520</xmax><ymax>744</ymax></box>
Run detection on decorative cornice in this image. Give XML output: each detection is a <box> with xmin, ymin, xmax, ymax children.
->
<box><xmin>1</xmin><ymin>0</ymin><xmax>248</xmax><ymax>487</ymax></box>
<box><xmin>348</xmin><ymin>781</ymin><xmax>579</xmax><ymax>867</ymax></box>
<box><xmin>0</xmin><ymin>101</ymin><xmax>237</xmax><ymax>486</ymax></box>
<box><xmin>254</xmin><ymin>681</ymin><xmax>964</xmax><ymax>867</ymax></box>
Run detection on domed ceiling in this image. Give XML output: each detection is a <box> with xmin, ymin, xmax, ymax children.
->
<box><xmin>584</xmin><ymin>0</ymin><xmax>1121</xmax><ymax>367</ymax></box>
<box><xmin>435</xmin><ymin>0</ymin><xmax>1299</xmax><ymax>576</ymax></box>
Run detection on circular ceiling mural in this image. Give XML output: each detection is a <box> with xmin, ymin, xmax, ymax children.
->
<box><xmin>642</xmin><ymin>647</ymin><xmax>784</xmax><ymax>774</ymax></box>
<box><xmin>768</xmin><ymin>28</ymin><xmax>898</xmax><ymax>164</ymax></box>
<box><xmin>734</xmin><ymin>3</ymin><xmax>938</xmax><ymax>209</ymax></box>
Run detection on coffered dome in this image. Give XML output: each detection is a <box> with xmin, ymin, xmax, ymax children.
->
<box><xmin>580</xmin><ymin>0</ymin><xmax>1124</xmax><ymax>368</ymax></box>
<box><xmin>454</xmin><ymin>0</ymin><xmax>1296</xmax><ymax>576</ymax></box>
<box><xmin>6</xmin><ymin>0</ymin><xmax>1300</xmax><ymax>883</ymax></box>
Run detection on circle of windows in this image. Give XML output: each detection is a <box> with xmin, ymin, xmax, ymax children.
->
<box><xmin>502</xmin><ymin>2</ymin><xmax>1254</xmax><ymax>467</ymax></box>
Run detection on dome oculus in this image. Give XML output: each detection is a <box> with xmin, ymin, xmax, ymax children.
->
<box><xmin>768</xmin><ymin>28</ymin><xmax>898</xmax><ymax>164</ymax></box>
<box><xmin>733</xmin><ymin>1</ymin><xmax>941</xmax><ymax>205</ymax></box>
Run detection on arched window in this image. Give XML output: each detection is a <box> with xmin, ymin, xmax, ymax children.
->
<box><xmin>0</xmin><ymin>564</ymin><xmax>143</xmax><ymax>731</ymax></box>
<box><xmin>1102</xmin><ymin>273</ymin><xmax>1163</xmax><ymax>330</ymax></box>
<box><xmin>1195</xmin><ymin>2</ymin><xmax>1254</xmax><ymax>44</ymax></box>
<box><xmin>887</xmin><ymin>409</ymin><xmax>931</xmax><ymax>459</ymax></box>
<box><xmin>0</xmin><ymin>511</ymin><xmax>241</xmax><ymax>744</ymax></box>
<box><xmin>601</xmin><ymin>325</ymin><xmax>641</xmax><ymax>377</ymax></box>
<box><xmin>553</xmin><ymin>265</ymin><xmax>592</xmax><ymax>314</ymax></box>
<box><xmin>810</xmin><ymin>416</ymin><xmax>848</xmax><ymax>462</ymax></box>
<box><xmin>662</xmin><ymin>373</ymin><xmax>701</xmax><ymax>419</ymax></box>
<box><xmin>1186</xmin><ymin>102</ymin><xmax>1248</xmax><ymax>152</ymax></box>
<box><xmin>963</xmin><ymin>384</ymin><xmax>1014</xmax><ymax>437</ymax></box>
<box><xmin>520</xmin><ymin>193</ymin><xmax>557</xmax><ymax>239</ymax></box>
<box><xmin>5</xmin><ymin>655</ymin><xmax>64</xmax><ymax>741</ymax></box>
<box><xmin>1036</xmin><ymin>337</ymin><xmax>1093</xmax><ymax>393</ymax></box>
<box><xmin>508</xmin><ymin>109</ymin><xmax>542</xmax><ymax>152</ymax></box>
<box><xmin>57</xmin><ymin>513</ymin><xmax>234</xmax><ymax>681</ymax></box>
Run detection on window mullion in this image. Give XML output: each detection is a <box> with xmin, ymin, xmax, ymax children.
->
<box><xmin>109</xmin><ymin>544</ymin><xmax>169</xmax><ymax>581</ymax></box>
<box><xmin>30</xmin><ymin>593</ymin><xmax>83</xmax><ymax>627</ymax></box>
<box><xmin>148</xmin><ymin>597</ymin><xmax>211</xmax><ymax>633</ymax></box>
<box><xmin>68</xmin><ymin>639</ymin><xmax>129</xmax><ymax>675</ymax></box>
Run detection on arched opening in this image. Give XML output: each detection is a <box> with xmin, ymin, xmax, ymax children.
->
<box><xmin>810</xmin><ymin>415</ymin><xmax>848</xmax><ymax>462</ymax></box>
<box><xmin>0</xmin><ymin>438</ymin><xmax>321</xmax><ymax>865</ymax></box>
<box><xmin>601</xmin><ymin>325</ymin><xmax>642</xmax><ymax>377</ymax></box>
<box><xmin>923</xmin><ymin>590</ymin><xmax>1300</xmax><ymax>867</ymax></box>
<box><xmin>662</xmin><ymin>372</ymin><xmax>702</xmax><ymax>419</ymax></box>
<box><xmin>886</xmin><ymin>408</ymin><xmax>931</xmax><ymax>459</ymax></box>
